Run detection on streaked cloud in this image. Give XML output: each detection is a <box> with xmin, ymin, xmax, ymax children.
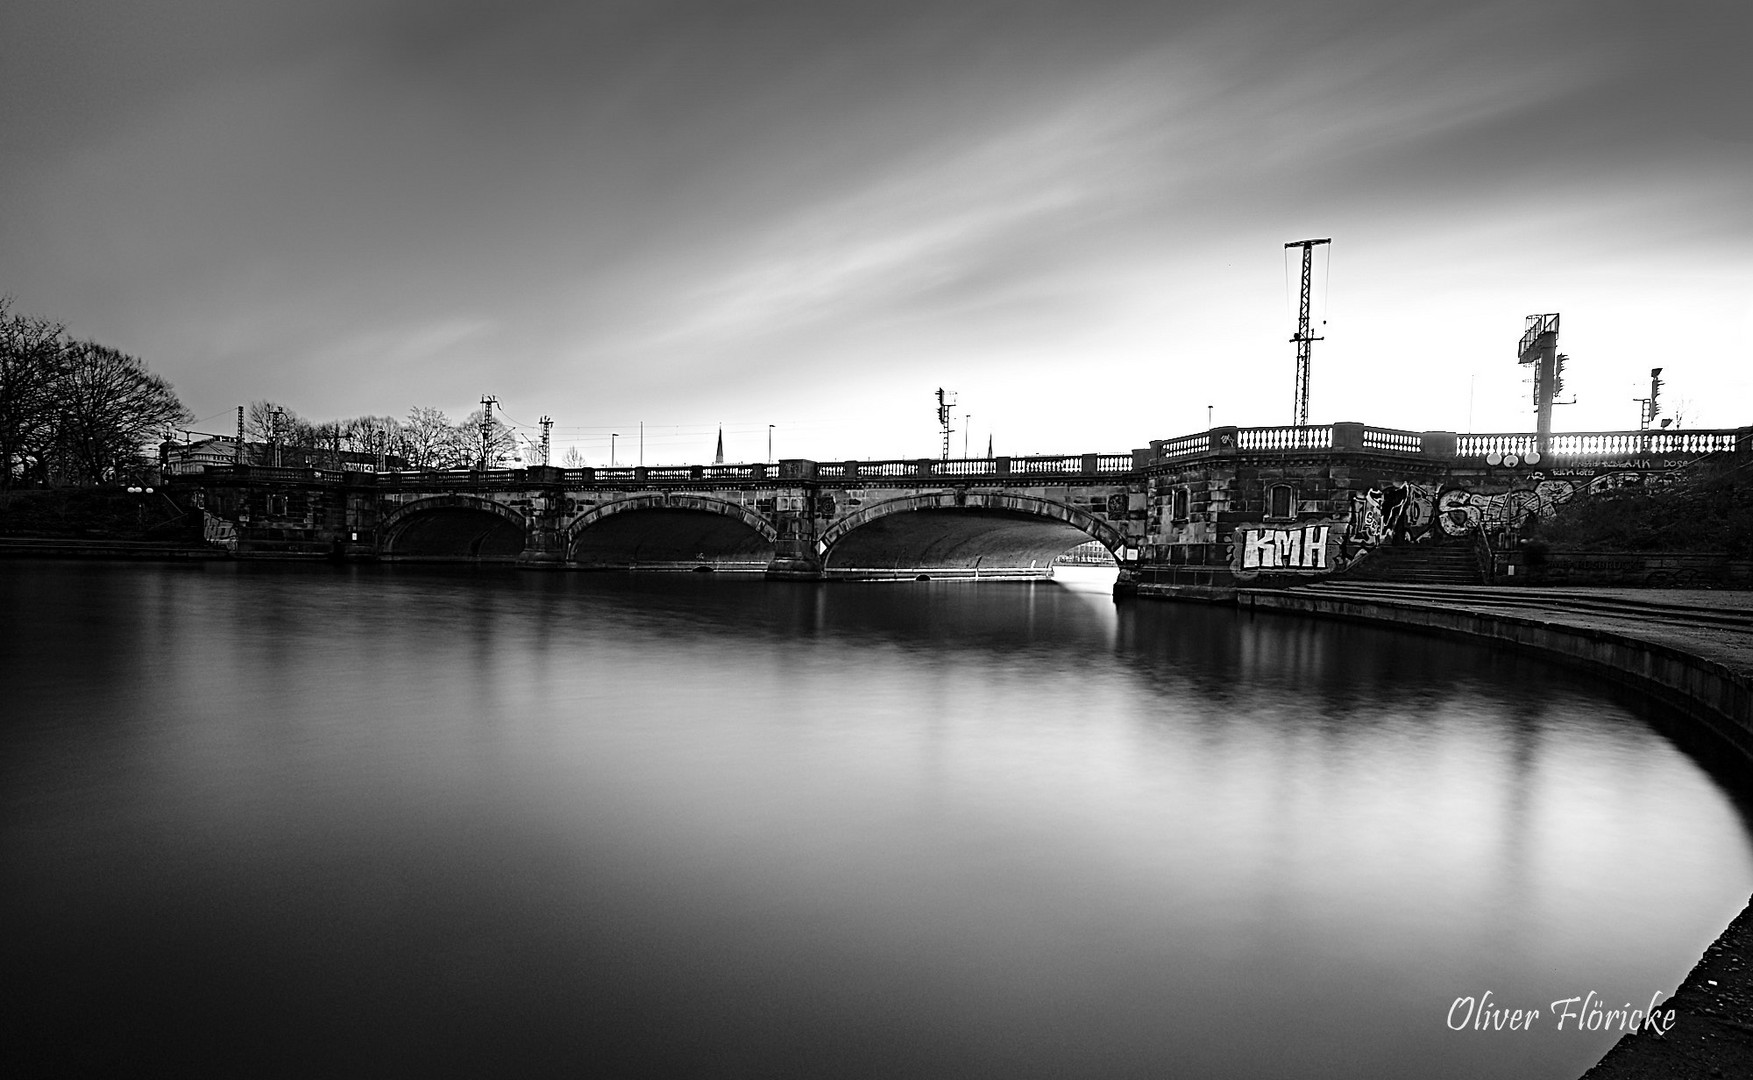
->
<box><xmin>1</xmin><ymin>0</ymin><xmax>1748</xmax><ymax>457</ymax></box>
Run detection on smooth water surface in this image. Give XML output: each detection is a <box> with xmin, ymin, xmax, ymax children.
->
<box><xmin>4</xmin><ymin>561</ymin><xmax>1751</xmax><ymax>1078</ymax></box>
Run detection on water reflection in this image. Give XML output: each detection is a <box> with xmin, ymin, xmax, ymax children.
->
<box><xmin>2</xmin><ymin>562</ymin><xmax>1749</xmax><ymax>1079</ymax></box>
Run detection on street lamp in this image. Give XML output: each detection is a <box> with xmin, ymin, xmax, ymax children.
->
<box><xmin>768</xmin><ymin>424</ymin><xmax>775</xmax><ymax>462</ymax></box>
<box><xmin>611</xmin><ymin>433</ymin><xmax>618</xmax><ymax>467</ymax></box>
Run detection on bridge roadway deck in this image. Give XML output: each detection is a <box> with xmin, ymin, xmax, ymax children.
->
<box><xmin>1229</xmin><ymin>582</ymin><xmax>1753</xmax><ymax>1079</ymax></box>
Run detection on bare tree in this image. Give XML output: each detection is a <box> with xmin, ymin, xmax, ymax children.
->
<box><xmin>398</xmin><ymin>405</ymin><xmax>470</xmax><ymax>469</ymax></box>
<box><xmin>245</xmin><ymin>400</ymin><xmax>317</xmax><ymax>449</ymax></box>
<box><xmin>460</xmin><ymin>409</ymin><xmax>519</xmax><ymax>469</ymax></box>
<box><xmin>343</xmin><ymin>415</ymin><xmax>401</xmax><ymax>460</ymax></box>
<box><xmin>50</xmin><ymin>340</ymin><xmax>190</xmax><ymax>485</ymax></box>
<box><xmin>0</xmin><ymin>299</ymin><xmax>64</xmax><ymax>489</ymax></box>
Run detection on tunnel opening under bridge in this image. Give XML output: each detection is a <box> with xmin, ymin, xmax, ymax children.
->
<box><xmin>568</xmin><ymin>507</ymin><xmax>778</xmax><ymax>572</ymax></box>
<box><xmin>380</xmin><ymin>502</ymin><xmax>528</xmax><ymax>561</ymax></box>
<box><xmin>821</xmin><ymin>506</ymin><xmax>1120</xmax><ymax>581</ymax></box>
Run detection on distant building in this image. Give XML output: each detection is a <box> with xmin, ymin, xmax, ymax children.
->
<box><xmin>160</xmin><ymin>437</ymin><xmax>407</xmax><ymax>475</ymax></box>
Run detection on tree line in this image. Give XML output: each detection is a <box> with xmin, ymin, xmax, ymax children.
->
<box><xmin>1</xmin><ymin>299</ymin><xmax>190</xmax><ymax>490</ymax></box>
<box><xmin>2</xmin><ymin>297</ymin><xmax>550</xmax><ymax>487</ymax></box>
<box><xmin>237</xmin><ymin>401</ymin><xmax>523</xmax><ymax>471</ymax></box>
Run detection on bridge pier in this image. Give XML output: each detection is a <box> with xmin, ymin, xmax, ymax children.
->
<box><xmin>765</xmin><ymin>547</ymin><xmax>825</xmax><ymax>580</ymax></box>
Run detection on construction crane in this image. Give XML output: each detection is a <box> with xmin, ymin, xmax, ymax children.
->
<box><xmin>1286</xmin><ymin>238</ymin><xmax>1330</xmax><ymax>443</ymax></box>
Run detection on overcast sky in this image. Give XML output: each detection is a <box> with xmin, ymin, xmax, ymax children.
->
<box><xmin>3</xmin><ymin>0</ymin><xmax>1748</xmax><ymax>463</ymax></box>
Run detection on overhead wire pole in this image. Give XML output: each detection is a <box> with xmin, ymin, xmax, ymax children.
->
<box><xmin>1286</xmin><ymin>238</ymin><xmax>1330</xmax><ymax>446</ymax></box>
<box><xmin>478</xmin><ymin>395</ymin><xmax>498</xmax><ymax>470</ymax></box>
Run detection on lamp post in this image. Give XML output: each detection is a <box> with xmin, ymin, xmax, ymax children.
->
<box><xmin>611</xmin><ymin>433</ymin><xmax>618</xmax><ymax>467</ymax></box>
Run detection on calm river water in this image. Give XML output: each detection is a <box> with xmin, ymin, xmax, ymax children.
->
<box><xmin>4</xmin><ymin>561</ymin><xmax>1752</xmax><ymax>1078</ymax></box>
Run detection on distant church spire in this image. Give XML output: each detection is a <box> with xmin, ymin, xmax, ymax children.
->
<box><xmin>714</xmin><ymin>425</ymin><xmax>724</xmax><ymax>465</ymax></box>
<box><xmin>986</xmin><ymin>434</ymin><xmax>993</xmax><ymax>459</ymax></box>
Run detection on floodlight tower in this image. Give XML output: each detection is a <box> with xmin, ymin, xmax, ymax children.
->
<box><xmin>1517</xmin><ymin>314</ymin><xmax>1560</xmax><ymax>453</ymax></box>
<box><xmin>1286</xmin><ymin>238</ymin><xmax>1330</xmax><ymax>444</ymax></box>
<box><xmin>936</xmin><ymin>388</ymin><xmax>958</xmax><ymax>460</ymax></box>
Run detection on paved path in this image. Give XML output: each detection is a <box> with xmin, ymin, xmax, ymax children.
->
<box><xmin>1257</xmin><ymin>583</ymin><xmax>1753</xmax><ymax>1079</ymax></box>
<box><xmin>1299</xmin><ymin>582</ymin><xmax>1753</xmax><ymax>674</ymax></box>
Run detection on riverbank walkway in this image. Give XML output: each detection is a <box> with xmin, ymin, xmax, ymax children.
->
<box><xmin>1235</xmin><ymin>582</ymin><xmax>1753</xmax><ymax>1079</ymax></box>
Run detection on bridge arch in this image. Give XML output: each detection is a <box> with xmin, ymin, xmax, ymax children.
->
<box><xmin>818</xmin><ymin>491</ymin><xmax>1124</xmax><ymax>578</ymax></box>
<box><xmin>565</xmin><ymin>493</ymin><xmax>780</xmax><ymax>571</ymax></box>
<box><xmin>378</xmin><ymin>495</ymin><xmax>529</xmax><ymax>560</ymax></box>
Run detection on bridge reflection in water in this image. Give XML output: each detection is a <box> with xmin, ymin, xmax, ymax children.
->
<box><xmin>4</xmin><ymin>561</ymin><xmax>1748</xmax><ymax>1078</ymax></box>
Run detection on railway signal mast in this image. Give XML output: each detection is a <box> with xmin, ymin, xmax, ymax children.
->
<box><xmin>1286</xmin><ymin>238</ymin><xmax>1330</xmax><ymax>446</ymax></box>
<box><xmin>936</xmin><ymin>388</ymin><xmax>958</xmax><ymax>461</ymax></box>
<box><xmin>1635</xmin><ymin>367</ymin><xmax>1666</xmax><ymax>430</ymax></box>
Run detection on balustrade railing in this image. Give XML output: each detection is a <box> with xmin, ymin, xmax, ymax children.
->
<box><xmin>704</xmin><ymin>464</ymin><xmax>762</xmax><ymax>479</ymax></box>
<box><xmin>861</xmin><ymin>461</ymin><xmax>917</xmax><ymax>477</ymax></box>
<box><xmin>1011</xmin><ymin>455</ymin><xmax>1083</xmax><ymax>474</ymax></box>
<box><xmin>1455</xmin><ymin>433</ymin><xmax>1537</xmax><ymax>458</ymax></box>
<box><xmin>1454</xmin><ymin>429</ymin><xmax>1742</xmax><ymax>460</ymax></box>
<box><xmin>1362</xmin><ymin>427</ymin><xmax>1422</xmax><ymax>454</ymax></box>
<box><xmin>1158</xmin><ymin>433</ymin><xmax>1208</xmax><ymax>460</ymax></box>
<box><xmin>1235</xmin><ymin>425</ymin><xmax>1332</xmax><ymax>451</ymax></box>
<box><xmin>187</xmin><ymin>424</ymin><xmax>1748</xmax><ymax>494</ymax></box>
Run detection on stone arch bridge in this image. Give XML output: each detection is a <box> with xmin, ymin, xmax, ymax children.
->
<box><xmin>188</xmin><ymin>452</ymin><xmax>1148</xmax><ymax>580</ymax></box>
<box><xmin>172</xmin><ymin>422</ymin><xmax>1749</xmax><ymax>585</ymax></box>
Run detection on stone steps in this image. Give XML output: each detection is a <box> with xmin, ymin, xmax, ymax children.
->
<box><xmin>1340</xmin><ymin>542</ymin><xmax>1482</xmax><ymax>585</ymax></box>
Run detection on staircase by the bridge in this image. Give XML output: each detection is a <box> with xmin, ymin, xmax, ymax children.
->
<box><xmin>1341</xmin><ymin>541</ymin><xmax>1483</xmax><ymax>585</ymax></box>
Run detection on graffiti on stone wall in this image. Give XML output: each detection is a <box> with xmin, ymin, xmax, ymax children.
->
<box><xmin>1205</xmin><ymin>459</ymin><xmax>1700</xmax><ymax>582</ymax></box>
<box><xmin>1583</xmin><ymin>470</ymin><xmax>1683</xmax><ymax>495</ymax></box>
<box><xmin>1433</xmin><ymin>480</ymin><xmax>1574</xmax><ymax>537</ymax></box>
<box><xmin>1232</xmin><ymin>523</ymin><xmax>1335</xmax><ymax>578</ymax></box>
<box><xmin>1349</xmin><ymin>482</ymin><xmax>1435</xmax><ymax>547</ymax></box>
